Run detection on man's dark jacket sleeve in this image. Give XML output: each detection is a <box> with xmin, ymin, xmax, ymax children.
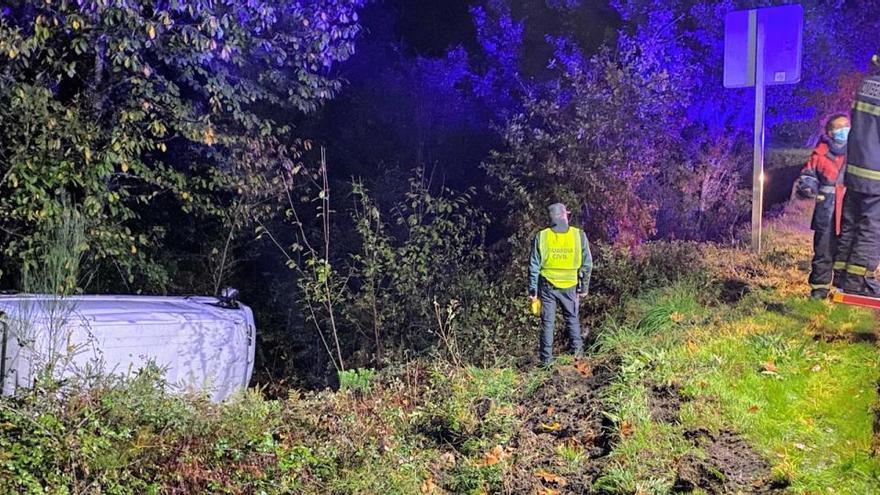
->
<box><xmin>577</xmin><ymin>231</ymin><xmax>593</xmax><ymax>294</ymax></box>
<box><xmin>528</xmin><ymin>235</ymin><xmax>541</xmax><ymax>296</ymax></box>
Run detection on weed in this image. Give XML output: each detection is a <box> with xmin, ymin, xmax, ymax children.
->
<box><xmin>338</xmin><ymin>368</ymin><xmax>377</xmax><ymax>393</ymax></box>
<box><xmin>522</xmin><ymin>366</ymin><xmax>553</xmax><ymax>397</ymax></box>
<box><xmin>445</xmin><ymin>461</ymin><xmax>504</xmax><ymax>494</ymax></box>
<box><xmin>555</xmin><ymin>442</ymin><xmax>587</xmax><ymax>470</ymax></box>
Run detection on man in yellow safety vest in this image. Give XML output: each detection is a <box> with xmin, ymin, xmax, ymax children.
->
<box><xmin>528</xmin><ymin>203</ymin><xmax>592</xmax><ymax>365</ymax></box>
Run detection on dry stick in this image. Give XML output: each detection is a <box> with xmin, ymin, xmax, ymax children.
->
<box><xmin>369</xmin><ymin>212</ymin><xmax>383</xmax><ymax>361</ymax></box>
<box><xmin>213</xmin><ymin>203</ymin><xmax>242</xmax><ymax>296</ymax></box>
<box><xmin>433</xmin><ymin>298</ymin><xmax>461</xmax><ymax>368</ymax></box>
<box><xmin>110</xmin><ymin>258</ymin><xmax>132</xmax><ymax>293</ymax></box>
<box><xmin>371</xmin><ymin>280</ymin><xmax>381</xmax><ymax>363</ymax></box>
<box><xmin>354</xmin><ymin>195</ymin><xmax>382</xmax><ymax>361</ymax></box>
<box><xmin>320</xmin><ymin>147</ymin><xmax>344</xmax><ymax>371</ymax></box>
<box><xmin>280</xmin><ymin>158</ymin><xmax>345</xmax><ymax>371</ymax></box>
<box><xmin>281</xmin><ymin>174</ymin><xmax>317</xmax><ymax>256</ymax></box>
<box><xmin>275</xmin><ymin>176</ymin><xmax>341</xmax><ymax>371</ymax></box>
<box><xmin>304</xmin><ymin>294</ymin><xmax>340</xmax><ymax>373</ymax></box>
<box><xmin>254</xmin><ymin>218</ymin><xmax>339</xmax><ymax>372</ymax></box>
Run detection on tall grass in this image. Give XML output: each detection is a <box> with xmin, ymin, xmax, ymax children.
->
<box><xmin>21</xmin><ymin>198</ymin><xmax>88</xmax><ymax>295</ymax></box>
<box><xmin>7</xmin><ymin>200</ymin><xmax>88</xmax><ymax>393</ymax></box>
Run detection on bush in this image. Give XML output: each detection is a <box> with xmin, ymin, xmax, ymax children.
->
<box><xmin>339</xmin><ymin>176</ymin><xmax>492</xmax><ymax>364</ymax></box>
<box><xmin>0</xmin><ymin>366</ymin><xmax>317</xmax><ymax>494</ymax></box>
<box><xmin>338</xmin><ymin>368</ymin><xmax>377</xmax><ymax>393</ymax></box>
<box><xmin>483</xmin><ymin>33</ymin><xmax>690</xmax><ymax>247</ymax></box>
<box><xmin>416</xmin><ymin>366</ymin><xmax>520</xmax><ymax>455</ymax></box>
<box><xmin>0</xmin><ymin>0</ymin><xmax>365</xmax><ymax>289</ymax></box>
<box><xmin>582</xmin><ymin>241</ymin><xmax>706</xmax><ymax>327</ymax></box>
<box><xmin>454</xmin><ymin>278</ymin><xmax>536</xmax><ymax>366</ymax></box>
<box><xmin>0</xmin><ymin>366</ymin><xmax>197</xmax><ymax>494</ymax></box>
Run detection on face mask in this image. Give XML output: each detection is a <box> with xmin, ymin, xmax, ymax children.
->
<box><xmin>832</xmin><ymin>127</ymin><xmax>850</xmax><ymax>143</ymax></box>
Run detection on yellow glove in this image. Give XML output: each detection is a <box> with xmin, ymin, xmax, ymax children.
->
<box><xmin>530</xmin><ymin>297</ymin><xmax>542</xmax><ymax>316</ymax></box>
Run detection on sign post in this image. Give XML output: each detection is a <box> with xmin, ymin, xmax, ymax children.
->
<box><xmin>724</xmin><ymin>5</ymin><xmax>803</xmax><ymax>252</ymax></box>
<box><xmin>752</xmin><ymin>15</ymin><xmax>765</xmax><ymax>253</ymax></box>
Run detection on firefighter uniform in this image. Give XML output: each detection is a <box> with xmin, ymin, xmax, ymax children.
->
<box><xmin>798</xmin><ymin>140</ymin><xmax>846</xmax><ymax>298</ymax></box>
<box><xmin>834</xmin><ymin>72</ymin><xmax>880</xmax><ymax>295</ymax></box>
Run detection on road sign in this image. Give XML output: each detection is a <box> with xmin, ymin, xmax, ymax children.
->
<box><xmin>724</xmin><ymin>5</ymin><xmax>803</xmax><ymax>252</ymax></box>
<box><xmin>724</xmin><ymin>6</ymin><xmax>803</xmax><ymax>88</ymax></box>
<box><xmin>723</xmin><ymin>9</ymin><xmax>756</xmax><ymax>89</ymax></box>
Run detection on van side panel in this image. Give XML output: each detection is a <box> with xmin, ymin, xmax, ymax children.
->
<box><xmin>0</xmin><ymin>296</ymin><xmax>256</xmax><ymax>402</ymax></box>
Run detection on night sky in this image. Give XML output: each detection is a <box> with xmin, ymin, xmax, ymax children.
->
<box><xmin>309</xmin><ymin>0</ymin><xmax>624</xmax><ymax>194</ymax></box>
<box><xmin>387</xmin><ymin>0</ymin><xmax>478</xmax><ymax>56</ymax></box>
<box><xmin>362</xmin><ymin>0</ymin><xmax>619</xmax><ymax>60</ymax></box>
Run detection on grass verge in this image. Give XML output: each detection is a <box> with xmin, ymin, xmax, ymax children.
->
<box><xmin>595</xmin><ymin>203</ymin><xmax>880</xmax><ymax>494</ymax></box>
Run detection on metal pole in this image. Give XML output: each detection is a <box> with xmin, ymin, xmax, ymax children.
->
<box><xmin>751</xmin><ymin>12</ymin><xmax>766</xmax><ymax>253</ymax></box>
<box><xmin>0</xmin><ymin>319</ymin><xmax>7</xmax><ymax>396</ymax></box>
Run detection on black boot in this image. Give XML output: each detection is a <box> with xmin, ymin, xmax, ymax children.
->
<box><xmin>832</xmin><ymin>270</ymin><xmax>846</xmax><ymax>289</ymax></box>
<box><xmin>863</xmin><ymin>277</ymin><xmax>880</xmax><ymax>297</ymax></box>
<box><xmin>810</xmin><ymin>288</ymin><xmax>829</xmax><ymax>300</ymax></box>
<box><xmin>848</xmin><ymin>277</ymin><xmax>880</xmax><ymax>297</ymax></box>
<box><xmin>842</xmin><ymin>273</ymin><xmax>864</xmax><ymax>294</ymax></box>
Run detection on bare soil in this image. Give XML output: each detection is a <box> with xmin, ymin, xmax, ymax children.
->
<box><xmin>508</xmin><ymin>359</ymin><xmax>616</xmax><ymax>494</ymax></box>
<box><xmin>649</xmin><ymin>383</ymin><xmax>689</xmax><ymax>425</ymax></box>
<box><xmin>673</xmin><ymin>429</ymin><xmax>785</xmax><ymax>494</ymax></box>
<box><xmin>718</xmin><ymin>278</ymin><xmax>751</xmax><ymax>304</ymax></box>
<box><xmin>420</xmin><ymin>358</ymin><xmax>787</xmax><ymax>494</ymax></box>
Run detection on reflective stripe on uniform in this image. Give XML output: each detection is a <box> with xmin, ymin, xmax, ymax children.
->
<box><xmin>859</xmin><ymin>78</ymin><xmax>880</xmax><ymax>100</ymax></box>
<box><xmin>846</xmin><ymin>164</ymin><xmax>880</xmax><ymax>182</ymax></box>
<box><xmin>833</xmin><ymin>261</ymin><xmax>846</xmax><ymax>270</ymax></box>
<box><xmin>847</xmin><ymin>265</ymin><xmax>868</xmax><ymax>276</ymax></box>
<box><xmin>854</xmin><ymin>100</ymin><xmax>880</xmax><ymax>117</ymax></box>
<box><xmin>810</xmin><ymin>283</ymin><xmax>832</xmax><ymax>290</ymax></box>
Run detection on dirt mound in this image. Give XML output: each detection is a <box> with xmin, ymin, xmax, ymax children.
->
<box><xmin>812</xmin><ymin>330</ymin><xmax>879</xmax><ymax>345</ymax></box>
<box><xmin>649</xmin><ymin>383</ymin><xmax>689</xmax><ymax>424</ymax></box>
<box><xmin>674</xmin><ymin>429</ymin><xmax>784</xmax><ymax>494</ymax></box>
<box><xmin>718</xmin><ymin>278</ymin><xmax>751</xmax><ymax>304</ymax></box>
<box><xmin>507</xmin><ymin>359</ymin><xmax>616</xmax><ymax>494</ymax></box>
<box><xmin>808</xmin><ymin>317</ymin><xmax>879</xmax><ymax>344</ymax></box>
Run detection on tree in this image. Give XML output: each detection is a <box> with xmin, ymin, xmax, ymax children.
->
<box><xmin>485</xmin><ymin>35</ymin><xmax>687</xmax><ymax>247</ymax></box>
<box><xmin>0</xmin><ymin>0</ymin><xmax>365</xmax><ymax>289</ymax></box>
<box><xmin>608</xmin><ymin>0</ymin><xmax>880</xmax><ymax>240</ymax></box>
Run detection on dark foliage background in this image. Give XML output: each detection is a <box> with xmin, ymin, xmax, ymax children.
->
<box><xmin>1</xmin><ymin>0</ymin><xmax>878</xmax><ymax>387</ymax></box>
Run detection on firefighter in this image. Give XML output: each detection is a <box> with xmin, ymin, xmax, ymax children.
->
<box><xmin>795</xmin><ymin>114</ymin><xmax>850</xmax><ymax>299</ymax></box>
<box><xmin>528</xmin><ymin>203</ymin><xmax>592</xmax><ymax>365</ymax></box>
<box><xmin>833</xmin><ymin>54</ymin><xmax>880</xmax><ymax>296</ymax></box>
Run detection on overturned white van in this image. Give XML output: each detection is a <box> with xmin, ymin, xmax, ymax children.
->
<box><xmin>0</xmin><ymin>294</ymin><xmax>255</xmax><ymax>402</ymax></box>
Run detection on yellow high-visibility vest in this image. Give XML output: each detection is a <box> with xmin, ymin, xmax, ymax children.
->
<box><xmin>539</xmin><ymin>227</ymin><xmax>582</xmax><ymax>289</ymax></box>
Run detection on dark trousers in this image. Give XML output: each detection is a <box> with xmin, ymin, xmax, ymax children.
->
<box><xmin>834</xmin><ymin>190</ymin><xmax>880</xmax><ymax>294</ymax></box>
<box><xmin>809</xmin><ymin>194</ymin><xmax>835</xmax><ymax>290</ymax></box>
<box><xmin>539</xmin><ymin>280</ymin><xmax>583</xmax><ymax>364</ymax></box>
